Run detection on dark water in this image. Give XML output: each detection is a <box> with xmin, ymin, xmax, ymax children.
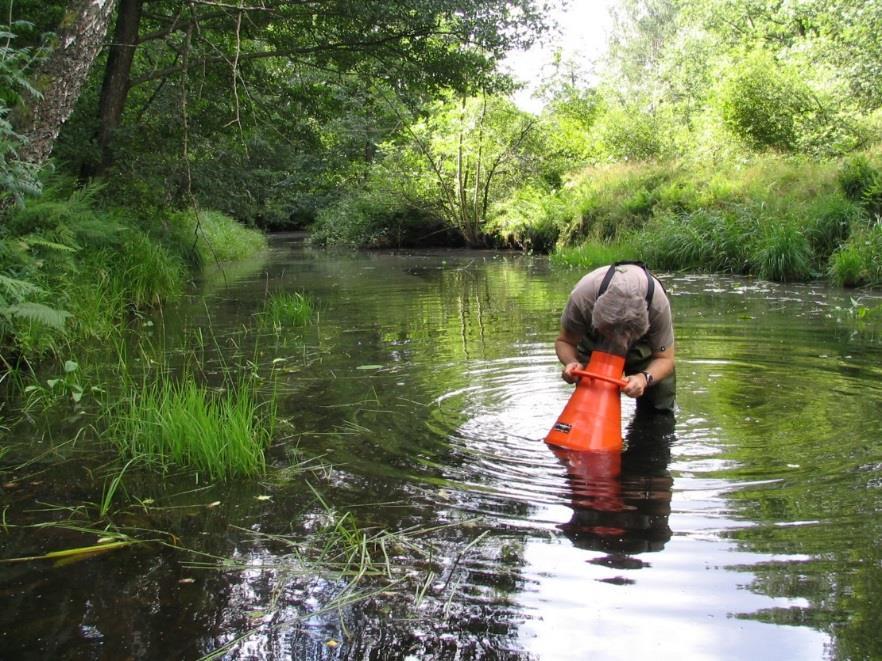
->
<box><xmin>3</xmin><ymin>234</ymin><xmax>882</xmax><ymax>660</ymax></box>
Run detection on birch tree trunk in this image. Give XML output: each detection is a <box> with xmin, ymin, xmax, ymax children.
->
<box><xmin>16</xmin><ymin>0</ymin><xmax>118</xmax><ymax>166</ymax></box>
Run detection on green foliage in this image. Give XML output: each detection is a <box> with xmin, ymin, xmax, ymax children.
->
<box><xmin>829</xmin><ymin>244</ymin><xmax>866</xmax><ymax>288</ymax></box>
<box><xmin>751</xmin><ymin>221</ymin><xmax>813</xmax><ymax>282</ymax></box>
<box><xmin>830</xmin><ymin>225</ymin><xmax>882</xmax><ymax>287</ymax></box>
<box><xmin>550</xmin><ymin>240</ymin><xmax>639</xmax><ymax>269</ymax></box>
<box><xmin>488</xmin><ymin>184</ymin><xmax>562</xmax><ymax>252</ymax></box>
<box><xmin>837</xmin><ymin>154</ymin><xmax>882</xmax><ymax>217</ymax></box>
<box><xmin>0</xmin><ymin>19</ymin><xmax>49</xmax><ymax>206</ymax></box>
<box><xmin>803</xmin><ymin>194</ymin><xmax>861</xmax><ymax>263</ymax></box>
<box><xmin>590</xmin><ymin>101</ymin><xmax>669</xmax><ymax>161</ymax></box>
<box><xmin>259</xmin><ymin>292</ymin><xmax>314</xmax><ymax>330</ymax></box>
<box><xmin>638</xmin><ymin>208</ymin><xmax>752</xmax><ymax>273</ymax></box>
<box><xmin>108</xmin><ymin>375</ymin><xmax>275</xmax><ymax>480</ymax></box>
<box><xmin>717</xmin><ymin>51</ymin><xmax>811</xmax><ymax>152</ymax></box>
<box><xmin>168</xmin><ymin>209</ymin><xmax>267</xmax><ymax>267</ymax></box>
<box><xmin>310</xmin><ymin>187</ymin><xmax>455</xmax><ymax>249</ymax></box>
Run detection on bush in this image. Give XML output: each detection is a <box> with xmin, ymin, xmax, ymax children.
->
<box><xmin>489</xmin><ymin>185</ymin><xmax>562</xmax><ymax>252</ymax></box>
<box><xmin>804</xmin><ymin>194</ymin><xmax>861</xmax><ymax>263</ymax></box>
<box><xmin>829</xmin><ymin>244</ymin><xmax>866</xmax><ymax>287</ymax></box>
<box><xmin>838</xmin><ymin>155</ymin><xmax>880</xmax><ymax>202</ymax></box>
<box><xmin>590</xmin><ymin>103</ymin><xmax>668</xmax><ymax>162</ymax></box>
<box><xmin>310</xmin><ymin>188</ymin><xmax>457</xmax><ymax>248</ymax></box>
<box><xmin>717</xmin><ymin>51</ymin><xmax>812</xmax><ymax>152</ymax></box>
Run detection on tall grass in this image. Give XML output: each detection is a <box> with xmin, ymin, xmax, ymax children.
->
<box><xmin>170</xmin><ymin>209</ymin><xmax>267</xmax><ymax>267</ymax></box>
<box><xmin>550</xmin><ymin>240</ymin><xmax>639</xmax><ymax>269</ymax></box>
<box><xmin>540</xmin><ymin>149</ymin><xmax>882</xmax><ymax>284</ymax></box>
<box><xmin>108</xmin><ymin>375</ymin><xmax>276</xmax><ymax>480</ymax></box>
<box><xmin>259</xmin><ymin>292</ymin><xmax>314</xmax><ymax>329</ymax></box>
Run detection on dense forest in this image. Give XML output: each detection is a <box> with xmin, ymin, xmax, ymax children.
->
<box><xmin>2</xmin><ymin>0</ymin><xmax>882</xmax><ymax>362</ymax></box>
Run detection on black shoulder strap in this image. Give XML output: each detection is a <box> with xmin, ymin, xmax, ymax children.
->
<box><xmin>597</xmin><ymin>261</ymin><xmax>656</xmax><ymax>308</ymax></box>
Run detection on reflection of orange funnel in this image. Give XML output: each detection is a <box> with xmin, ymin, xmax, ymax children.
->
<box><xmin>545</xmin><ymin>351</ymin><xmax>627</xmax><ymax>452</ymax></box>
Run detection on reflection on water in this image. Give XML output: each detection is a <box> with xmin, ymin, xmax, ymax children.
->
<box><xmin>555</xmin><ymin>412</ymin><xmax>675</xmax><ymax>558</ymax></box>
<box><xmin>2</xmin><ymin>235</ymin><xmax>882</xmax><ymax>659</ymax></box>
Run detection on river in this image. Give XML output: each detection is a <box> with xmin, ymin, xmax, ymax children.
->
<box><xmin>2</xmin><ymin>233</ymin><xmax>882</xmax><ymax>659</ymax></box>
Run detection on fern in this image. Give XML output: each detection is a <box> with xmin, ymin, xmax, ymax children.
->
<box><xmin>0</xmin><ymin>273</ymin><xmax>42</xmax><ymax>302</ymax></box>
<box><xmin>4</xmin><ymin>302</ymin><xmax>71</xmax><ymax>330</ymax></box>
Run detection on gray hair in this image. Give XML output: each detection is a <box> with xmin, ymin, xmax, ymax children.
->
<box><xmin>592</xmin><ymin>279</ymin><xmax>649</xmax><ymax>354</ymax></box>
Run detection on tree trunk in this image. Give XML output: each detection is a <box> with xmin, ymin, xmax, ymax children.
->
<box><xmin>93</xmin><ymin>0</ymin><xmax>143</xmax><ymax>175</ymax></box>
<box><xmin>16</xmin><ymin>0</ymin><xmax>118</xmax><ymax>167</ymax></box>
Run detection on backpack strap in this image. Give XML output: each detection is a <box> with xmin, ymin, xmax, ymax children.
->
<box><xmin>597</xmin><ymin>261</ymin><xmax>657</xmax><ymax>308</ymax></box>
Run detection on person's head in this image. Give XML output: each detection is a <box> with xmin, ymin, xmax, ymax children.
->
<box><xmin>592</xmin><ymin>278</ymin><xmax>649</xmax><ymax>355</ymax></box>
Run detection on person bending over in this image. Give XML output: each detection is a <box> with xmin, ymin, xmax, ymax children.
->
<box><xmin>555</xmin><ymin>262</ymin><xmax>676</xmax><ymax>413</ymax></box>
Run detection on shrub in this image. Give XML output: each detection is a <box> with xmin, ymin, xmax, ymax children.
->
<box><xmin>829</xmin><ymin>245</ymin><xmax>866</xmax><ymax>287</ymax></box>
<box><xmin>838</xmin><ymin>155</ymin><xmax>880</xmax><ymax>202</ymax></box>
<box><xmin>717</xmin><ymin>51</ymin><xmax>812</xmax><ymax>152</ymax></box>
<box><xmin>590</xmin><ymin>103</ymin><xmax>668</xmax><ymax>162</ymax></box>
<box><xmin>804</xmin><ymin>194</ymin><xmax>861</xmax><ymax>263</ymax></box>
<box><xmin>638</xmin><ymin>208</ymin><xmax>753</xmax><ymax>273</ymax></box>
<box><xmin>489</xmin><ymin>185</ymin><xmax>562</xmax><ymax>252</ymax></box>
<box><xmin>310</xmin><ymin>188</ymin><xmax>456</xmax><ymax>248</ymax></box>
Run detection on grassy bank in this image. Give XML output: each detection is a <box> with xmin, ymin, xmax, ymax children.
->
<box><xmin>0</xmin><ymin>182</ymin><xmax>268</xmax><ymax>365</ymax></box>
<box><xmin>509</xmin><ymin>147</ymin><xmax>882</xmax><ymax>285</ymax></box>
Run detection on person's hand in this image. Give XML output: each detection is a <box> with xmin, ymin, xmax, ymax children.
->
<box><xmin>622</xmin><ymin>373</ymin><xmax>647</xmax><ymax>399</ymax></box>
<box><xmin>562</xmin><ymin>361</ymin><xmax>582</xmax><ymax>384</ymax></box>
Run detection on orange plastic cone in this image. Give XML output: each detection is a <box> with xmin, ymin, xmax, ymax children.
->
<box><xmin>545</xmin><ymin>351</ymin><xmax>627</xmax><ymax>452</ymax></box>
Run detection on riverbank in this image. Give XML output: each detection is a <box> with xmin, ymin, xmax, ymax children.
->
<box><xmin>0</xmin><ymin>182</ymin><xmax>268</xmax><ymax>367</ymax></box>
<box><xmin>499</xmin><ymin>147</ymin><xmax>882</xmax><ymax>286</ymax></box>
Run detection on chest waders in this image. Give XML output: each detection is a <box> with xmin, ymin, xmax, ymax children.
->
<box><xmin>575</xmin><ymin>262</ymin><xmax>676</xmax><ymax>414</ymax></box>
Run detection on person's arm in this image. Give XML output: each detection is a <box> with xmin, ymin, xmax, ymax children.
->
<box><xmin>555</xmin><ymin>327</ymin><xmax>584</xmax><ymax>383</ymax></box>
<box><xmin>622</xmin><ymin>343</ymin><xmax>675</xmax><ymax>399</ymax></box>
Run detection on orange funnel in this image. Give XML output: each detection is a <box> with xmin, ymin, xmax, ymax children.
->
<box><xmin>545</xmin><ymin>351</ymin><xmax>627</xmax><ymax>452</ymax></box>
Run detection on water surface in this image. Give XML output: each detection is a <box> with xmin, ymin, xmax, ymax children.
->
<box><xmin>2</xmin><ymin>234</ymin><xmax>882</xmax><ymax>660</ymax></box>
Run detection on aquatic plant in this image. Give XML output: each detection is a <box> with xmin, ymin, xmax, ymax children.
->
<box><xmin>108</xmin><ymin>375</ymin><xmax>276</xmax><ymax>481</ymax></box>
<box><xmin>259</xmin><ymin>292</ymin><xmax>314</xmax><ymax>329</ymax></box>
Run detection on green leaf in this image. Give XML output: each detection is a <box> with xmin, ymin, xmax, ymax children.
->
<box><xmin>6</xmin><ymin>302</ymin><xmax>71</xmax><ymax>330</ymax></box>
<box><xmin>64</xmin><ymin>360</ymin><xmax>78</xmax><ymax>373</ymax></box>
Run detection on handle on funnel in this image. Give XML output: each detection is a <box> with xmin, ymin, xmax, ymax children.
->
<box><xmin>571</xmin><ymin>368</ymin><xmax>629</xmax><ymax>389</ymax></box>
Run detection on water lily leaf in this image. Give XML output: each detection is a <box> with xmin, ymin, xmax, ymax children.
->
<box><xmin>63</xmin><ymin>360</ymin><xmax>78</xmax><ymax>373</ymax></box>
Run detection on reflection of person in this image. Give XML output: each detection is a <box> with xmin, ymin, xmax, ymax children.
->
<box><xmin>557</xmin><ymin>411</ymin><xmax>675</xmax><ymax>556</ymax></box>
<box><xmin>555</xmin><ymin>262</ymin><xmax>675</xmax><ymax>413</ymax></box>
